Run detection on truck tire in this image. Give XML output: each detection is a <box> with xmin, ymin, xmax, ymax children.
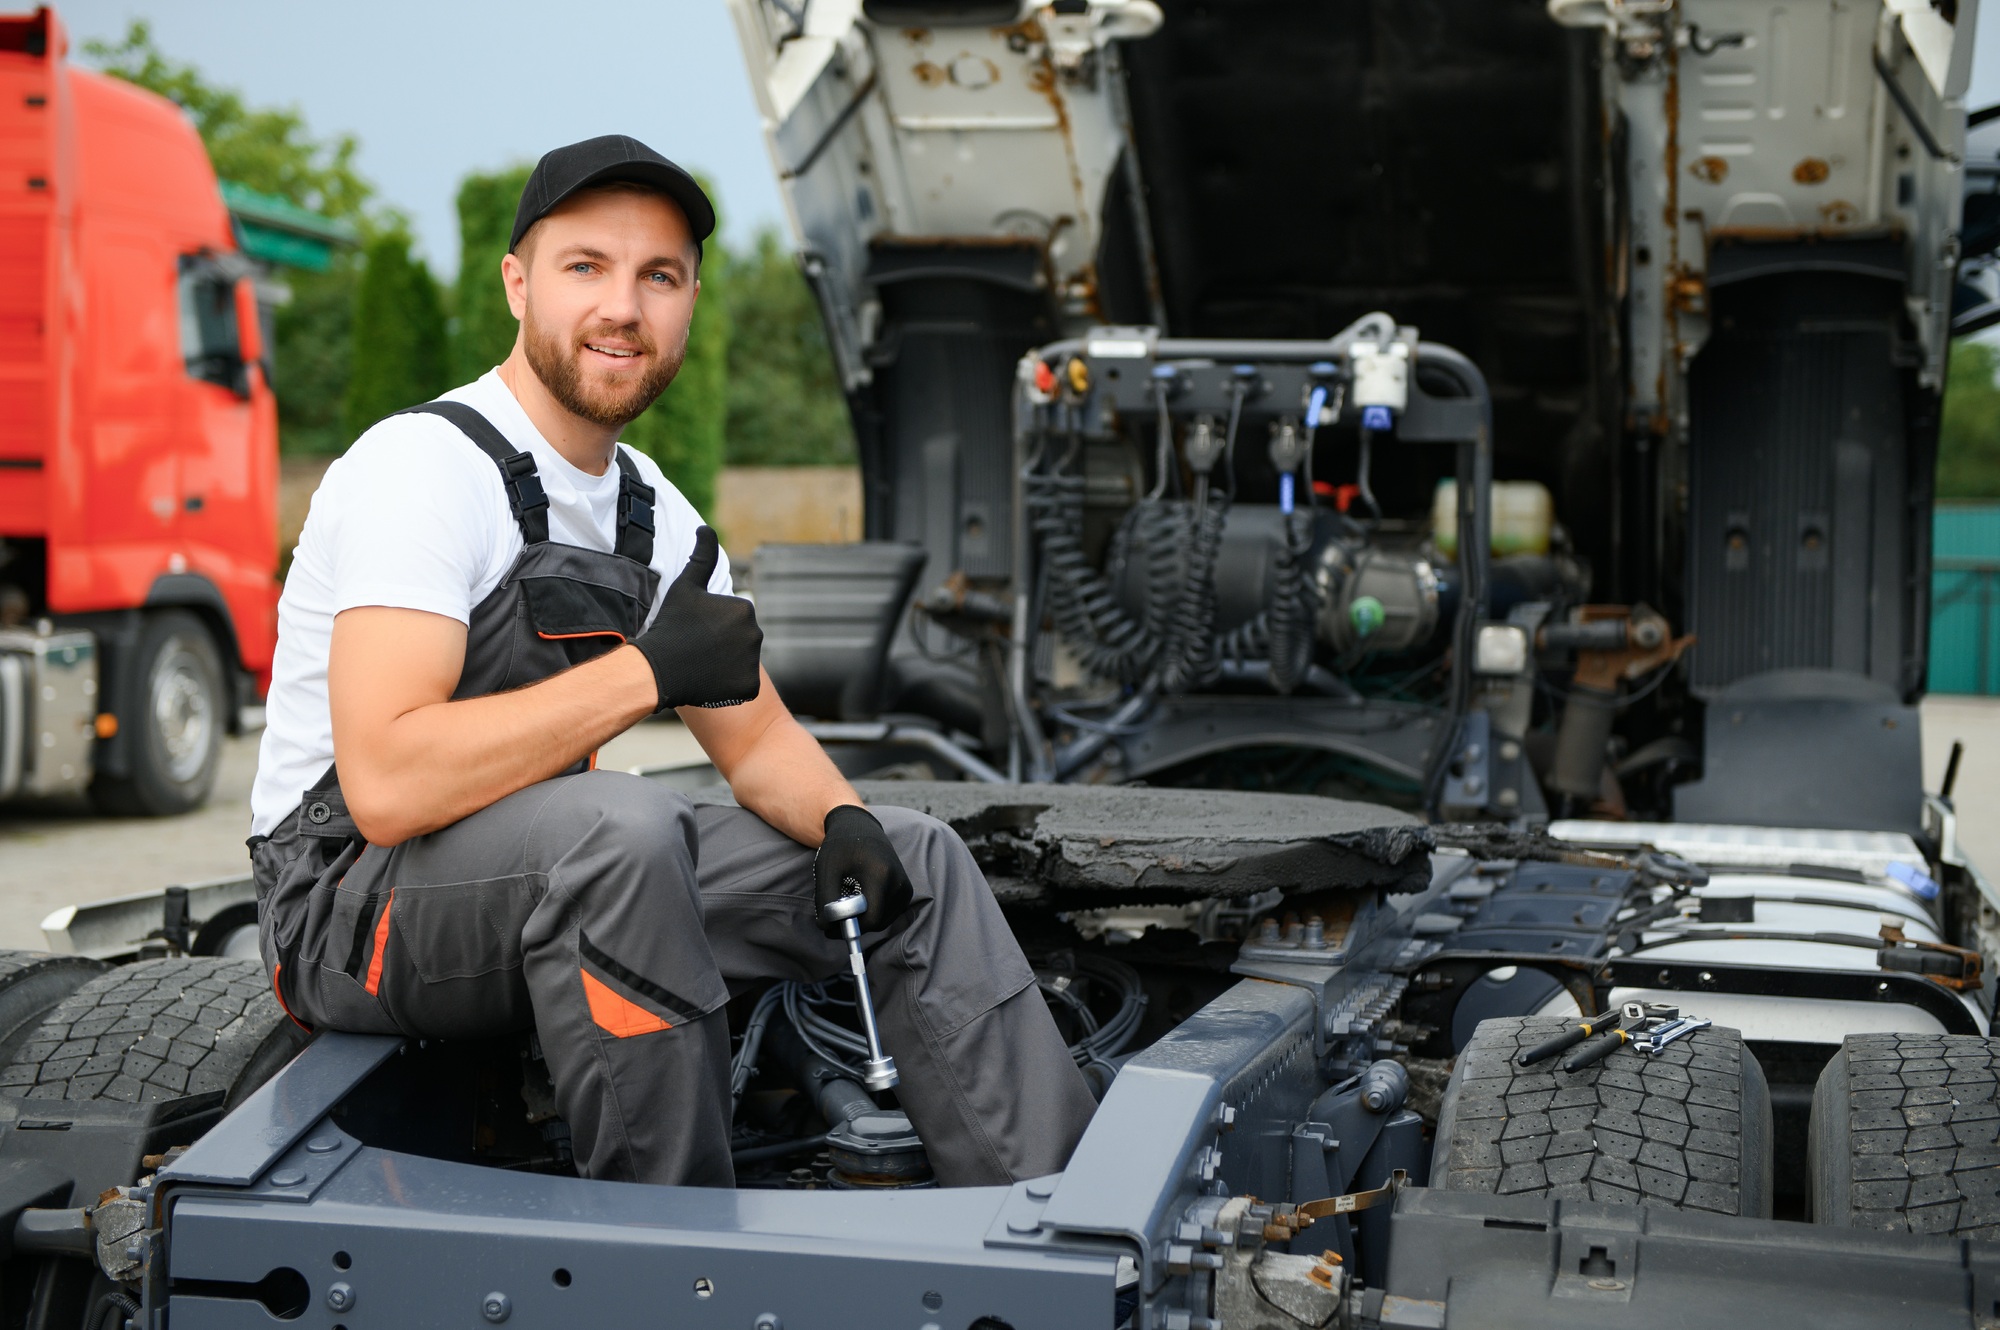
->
<box><xmin>0</xmin><ymin>958</ymin><xmax>306</xmax><ymax>1108</ymax></box>
<box><xmin>0</xmin><ymin>952</ymin><xmax>108</xmax><ymax>1068</ymax></box>
<box><xmin>1432</xmin><ymin>1015</ymin><xmax>1773</xmax><ymax>1217</ymax></box>
<box><xmin>1809</xmin><ymin>1033</ymin><xmax>2000</xmax><ymax>1237</ymax></box>
<box><xmin>91</xmin><ymin>610</ymin><xmax>226</xmax><ymax>817</ymax></box>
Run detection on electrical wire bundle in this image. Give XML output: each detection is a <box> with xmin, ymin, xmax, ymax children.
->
<box><xmin>731</xmin><ymin>955</ymin><xmax>1149</xmax><ymax>1092</ymax></box>
<box><xmin>1036</xmin><ymin>951</ymin><xmax>1148</xmax><ymax>1076</ymax></box>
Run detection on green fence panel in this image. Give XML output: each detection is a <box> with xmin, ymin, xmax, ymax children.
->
<box><xmin>1932</xmin><ymin>504</ymin><xmax>2000</xmax><ymax>695</ymax></box>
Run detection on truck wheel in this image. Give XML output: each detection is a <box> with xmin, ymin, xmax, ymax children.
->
<box><xmin>1432</xmin><ymin>1015</ymin><xmax>1773</xmax><ymax>1217</ymax></box>
<box><xmin>91</xmin><ymin>610</ymin><xmax>226</xmax><ymax>817</ymax></box>
<box><xmin>0</xmin><ymin>958</ymin><xmax>306</xmax><ymax>1108</ymax></box>
<box><xmin>0</xmin><ymin>952</ymin><xmax>108</xmax><ymax>1068</ymax></box>
<box><xmin>1809</xmin><ymin>1033</ymin><xmax>2000</xmax><ymax>1237</ymax></box>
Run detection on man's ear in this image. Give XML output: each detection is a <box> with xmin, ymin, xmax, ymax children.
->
<box><xmin>501</xmin><ymin>250</ymin><xmax>529</xmax><ymax>321</ymax></box>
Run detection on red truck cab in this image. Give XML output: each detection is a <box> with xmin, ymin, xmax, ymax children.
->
<box><xmin>0</xmin><ymin>6</ymin><xmax>277</xmax><ymax>813</ymax></box>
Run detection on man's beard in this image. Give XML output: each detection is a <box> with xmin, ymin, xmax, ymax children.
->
<box><xmin>523</xmin><ymin>310</ymin><xmax>685</xmax><ymax>429</ymax></box>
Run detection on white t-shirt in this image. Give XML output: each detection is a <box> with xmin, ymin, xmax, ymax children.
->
<box><xmin>250</xmin><ymin>369</ymin><xmax>732</xmax><ymax>835</ymax></box>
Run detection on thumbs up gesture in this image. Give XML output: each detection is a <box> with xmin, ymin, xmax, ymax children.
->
<box><xmin>632</xmin><ymin>526</ymin><xmax>764</xmax><ymax>711</ymax></box>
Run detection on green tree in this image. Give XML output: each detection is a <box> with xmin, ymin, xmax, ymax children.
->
<box><xmin>86</xmin><ymin>22</ymin><xmax>372</xmax><ymax>222</ymax></box>
<box><xmin>452</xmin><ymin>166</ymin><xmax>534</xmax><ymax>382</ymax></box>
<box><xmin>1941</xmin><ymin>339</ymin><xmax>2000</xmax><ymax>499</ymax></box>
<box><xmin>721</xmin><ymin>229</ymin><xmax>854</xmax><ymax>466</ymax></box>
<box><xmin>86</xmin><ymin>22</ymin><xmax>374</xmax><ymax>454</ymax></box>
<box><xmin>341</xmin><ymin>230</ymin><xmax>449</xmax><ymax>439</ymax></box>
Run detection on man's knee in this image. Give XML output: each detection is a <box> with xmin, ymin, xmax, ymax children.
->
<box><xmin>530</xmin><ymin>771</ymin><xmax>698</xmax><ymax>881</ymax></box>
<box><xmin>869</xmin><ymin>806</ymin><xmax>984</xmax><ymax>902</ymax></box>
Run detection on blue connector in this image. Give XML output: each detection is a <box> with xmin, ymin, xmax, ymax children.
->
<box><xmin>1279</xmin><ymin>472</ymin><xmax>1295</xmax><ymax>514</ymax></box>
<box><xmin>1361</xmin><ymin>404</ymin><xmax>1393</xmax><ymax>432</ymax></box>
<box><xmin>1888</xmin><ymin>861</ymin><xmax>1941</xmax><ymax>901</ymax></box>
<box><xmin>1306</xmin><ymin>384</ymin><xmax>1328</xmax><ymax>427</ymax></box>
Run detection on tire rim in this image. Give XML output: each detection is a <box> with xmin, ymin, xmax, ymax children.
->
<box><xmin>151</xmin><ymin>637</ymin><xmax>215</xmax><ymax>785</ymax></box>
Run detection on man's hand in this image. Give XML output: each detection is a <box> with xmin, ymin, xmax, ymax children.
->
<box><xmin>633</xmin><ymin>525</ymin><xmax>762</xmax><ymax>711</ymax></box>
<box><xmin>813</xmin><ymin>805</ymin><xmax>914</xmax><ymax>937</ymax></box>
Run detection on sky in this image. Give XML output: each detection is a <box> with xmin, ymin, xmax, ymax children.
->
<box><xmin>45</xmin><ymin>1</ymin><xmax>2000</xmax><ymax>282</ymax></box>
<box><xmin>51</xmin><ymin>0</ymin><xmax>788</xmax><ymax>275</ymax></box>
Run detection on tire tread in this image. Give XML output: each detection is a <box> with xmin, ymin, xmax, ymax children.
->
<box><xmin>1814</xmin><ymin>1032</ymin><xmax>2000</xmax><ymax>1238</ymax></box>
<box><xmin>1436</xmin><ymin>1015</ymin><xmax>1767</xmax><ymax>1215</ymax></box>
<box><xmin>0</xmin><ymin>958</ymin><xmax>294</xmax><ymax>1104</ymax></box>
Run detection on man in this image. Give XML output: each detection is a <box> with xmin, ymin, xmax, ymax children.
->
<box><xmin>249</xmin><ymin>135</ymin><xmax>1096</xmax><ymax>1188</ymax></box>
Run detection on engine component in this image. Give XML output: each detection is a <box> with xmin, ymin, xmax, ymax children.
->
<box><xmin>1542</xmin><ymin>604</ymin><xmax>1694</xmax><ymax>802</ymax></box>
<box><xmin>1432</xmin><ymin>479</ymin><xmax>1556</xmax><ymax>558</ymax></box>
<box><xmin>1315</xmin><ymin>543</ymin><xmax>1440</xmax><ymax>657</ymax></box>
<box><xmin>826</xmin><ymin>1111</ymin><xmax>934</xmax><ymax>1189</ymax></box>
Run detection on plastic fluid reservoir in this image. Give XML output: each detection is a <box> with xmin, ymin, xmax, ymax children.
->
<box><xmin>1431</xmin><ymin>479</ymin><xmax>1554</xmax><ymax>559</ymax></box>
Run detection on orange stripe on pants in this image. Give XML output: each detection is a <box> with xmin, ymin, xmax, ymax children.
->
<box><xmin>364</xmin><ymin>889</ymin><xmax>395</xmax><ymax>997</ymax></box>
<box><xmin>580</xmin><ymin>968</ymin><xmax>673</xmax><ymax>1037</ymax></box>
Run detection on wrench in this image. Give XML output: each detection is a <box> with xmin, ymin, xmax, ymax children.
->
<box><xmin>1641</xmin><ymin>1015</ymin><xmax>1711</xmax><ymax>1056</ymax></box>
<box><xmin>819</xmin><ymin>880</ymin><xmax>900</xmax><ymax>1091</ymax></box>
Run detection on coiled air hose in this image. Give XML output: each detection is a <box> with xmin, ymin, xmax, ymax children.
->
<box><xmin>1263</xmin><ymin>510</ymin><xmax>1317</xmax><ymax>695</ymax></box>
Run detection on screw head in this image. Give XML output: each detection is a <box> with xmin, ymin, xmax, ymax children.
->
<box><xmin>482</xmin><ymin>1292</ymin><xmax>511</xmax><ymax>1323</ymax></box>
<box><xmin>326</xmin><ymin>1282</ymin><xmax>354</xmax><ymax>1313</ymax></box>
<box><xmin>755</xmin><ymin>1316</ymin><xmax>783</xmax><ymax>1330</ymax></box>
<box><xmin>693</xmin><ymin>1277</ymin><xmax>715</xmax><ymax>1299</ymax></box>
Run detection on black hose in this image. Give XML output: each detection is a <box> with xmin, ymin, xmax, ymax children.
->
<box><xmin>731</xmin><ymin>1133</ymin><xmax>828</xmax><ymax>1166</ymax></box>
<box><xmin>1264</xmin><ymin>510</ymin><xmax>1318</xmax><ymax>695</ymax></box>
<box><xmin>1156</xmin><ymin>490</ymin><xmax>1228</xmax><ymax>693</ymax></box>
<box><xmin>91</xmin><ymin>1291</ymin><xmax>140</xmax><ymax>1330</ymax></box>
<box><xmin>1026</xmin><ymin>467</ymin><xmax>1161</xmax><ymax>683</ymax></box>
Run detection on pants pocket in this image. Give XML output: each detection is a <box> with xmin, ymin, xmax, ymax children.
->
<box><xmin>389</xmin><ymin>877</ymin><xmax>538</xmax><ymax>982</ymax></box>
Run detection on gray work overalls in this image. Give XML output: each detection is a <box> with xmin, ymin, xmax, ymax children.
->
<box><xmin>249</xmin><ymin>401</ymin><xmax>1097</xmax><ymax>1187</ymax></box>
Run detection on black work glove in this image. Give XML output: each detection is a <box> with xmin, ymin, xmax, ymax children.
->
<box><xmin>632</xmin><ymin>526</ymin><xmax>763</xmax><ymax>711</ymax></box>
<box><xmin>813</xmin><ymin>805</ymin><xmax>915</xmax><ymax>938</ymax></box>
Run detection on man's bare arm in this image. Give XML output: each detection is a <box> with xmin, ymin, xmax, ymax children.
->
<box><xmin>329</xmin><ymin>606</ymin><xmax>657</xmax><ymax>845</ymax></box>
<box><xmin>680</xmin><ymin>667</ymin><xmax>860</xmax><ymax>847</ymax></box>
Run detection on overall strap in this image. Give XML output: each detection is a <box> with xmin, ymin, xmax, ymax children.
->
<box><xmin>397</xmin><ymin>401</ymin><xmax>550</xmax><ymax>545</ymax></box>
<box><xmin>613</xmin><ymin>448</ymin><xmax>656</xmax><ymax>566</ymax></box>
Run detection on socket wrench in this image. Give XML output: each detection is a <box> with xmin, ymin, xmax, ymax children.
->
<box><xmin>820</xmin><ymin>879</ymin><xmax>899</xmax><ymax>1091</ymax></box>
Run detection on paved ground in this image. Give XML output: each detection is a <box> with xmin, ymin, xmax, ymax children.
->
<box><xmin>4</xmin><ymin>697</ymin><xmax>1998</xmax><ymax>954</ymax></box>
<box><xmin>0</xmin><ymin>719</ymin><xmax>705</xmax><ymax>952</ymax></box>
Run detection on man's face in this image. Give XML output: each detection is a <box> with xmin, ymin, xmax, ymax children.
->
<box><xmin>503</xmin><ymin>188</ymin><xmax>700</xmax><ymax>429</ymax></box>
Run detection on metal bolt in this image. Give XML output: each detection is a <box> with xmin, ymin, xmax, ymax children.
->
<box><xmin>482</xmin><ymin>1292</ymin><xmax>510</xmax><ymax>1323</ymax></box>
<box><xmin>269</xmin><ymin>1169</ymin><xmax>306</xmax><ymax>1188</ymax></box>
<box><xmin>1698</xmin><ymin>972</ymin><xmax>1713</xmax><ymax>985</ymax></box>
<box><xmin>755</xmin><ymin>1316</ymin><xmax>783</xmax><ymax>1330</ymax></box>
<box><xmin>923</xmin><ymin>1289</ymin><xmax>945</xmax><ymax>1311</ymax></box>
<box><xmin>306</xmin><ymin>1136</ymin><xmax>340</xmax><ymax>1154</ymax></box>
<box><xmin>693</xmin><ymin>1278</ymin><xmax>716</xmax><ymax>1299</ymax></box>
<box><xmin>326</xmin><ymin>1283</ymin><xmax>354</xmax><ymax>1313</ymax></box>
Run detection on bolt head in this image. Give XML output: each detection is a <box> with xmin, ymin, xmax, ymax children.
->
<box><xmin>482</xmin><ymin>1292</ymin><xmax>511</xmax><ymax>1323</ymax></box>
<box><xmin>326</xmin><ymin>1282</ymin><xmax>354</xmax><ymax>1313</ymax></box>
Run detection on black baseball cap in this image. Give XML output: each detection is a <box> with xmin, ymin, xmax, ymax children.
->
<box><xmin>509</xmin><ymin>134</ymin><xmax>716</xmax><ymax>256</ymax></box>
